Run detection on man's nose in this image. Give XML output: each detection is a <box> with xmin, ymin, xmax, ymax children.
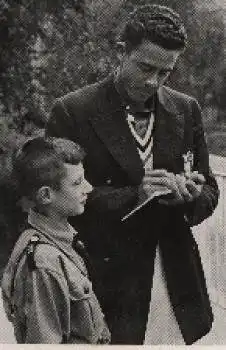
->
<box><xmin>145</xmin><ymin>74</ymin><xmax>158</xmax><ymax>88</ymax></box>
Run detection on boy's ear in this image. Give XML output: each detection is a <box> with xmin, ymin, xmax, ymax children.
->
<box><xmin>36</xmin><ymin>186</ymin><xmax>53</xmax><ymax>206</ymax></box>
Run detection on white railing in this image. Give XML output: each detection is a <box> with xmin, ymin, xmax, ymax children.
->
<box><xmin>193</xmin><ymin>155</ymin><xmax>226</xmax><ymax>309</ymax></box>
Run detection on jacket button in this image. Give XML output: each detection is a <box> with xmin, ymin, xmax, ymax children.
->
<box><xmin>104</xmin><ymin>257</ymin><xmax>110</xmax><ymax>262</ymax></box>
<box><xmin>106</xmin><ymin>178</ymin><xmax>112</xmax><ymax>185</ymax></box>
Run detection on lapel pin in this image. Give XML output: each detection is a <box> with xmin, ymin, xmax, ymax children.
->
<box><xmin>126</xmin><ymin>113</ymin><xmax>135</xmax><ymax>123</ymax></box>
<box><xmin>182</xmin><ymin>150</ymin><xmax>194</xmax><ymax>177</ymax></box>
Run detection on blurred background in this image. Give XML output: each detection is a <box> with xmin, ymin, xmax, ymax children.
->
<box><xmin>0</xmin><ymin>0</ymin><xmax>226</xmax><ymax>154</ymax></box>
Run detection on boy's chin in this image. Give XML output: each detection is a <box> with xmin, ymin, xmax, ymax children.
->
<box><xmin>70</xmin><ymin>206</ymin><xmax>85</xmax><ymax>216</ymax></box>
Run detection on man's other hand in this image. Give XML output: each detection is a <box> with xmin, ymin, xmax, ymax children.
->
<box><xmin>184</xmin><ymin>171</ymin><xmax>205</xmax><ymax>200</ymax></box>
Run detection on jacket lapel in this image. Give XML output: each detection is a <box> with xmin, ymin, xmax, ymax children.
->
<box><xmin>153</xmin><ymin>86</ymin><xmax>185</xmax><ymax>172</ymax></box>
<box><xmin>88</xmin><ymin>80</ymin><xmax>185</xmax><ymax>179</ymax></box>
<box><xmin>88</xmin><ymin>80</ymin><xmax>144</xmax><ymax>184</ymax></box>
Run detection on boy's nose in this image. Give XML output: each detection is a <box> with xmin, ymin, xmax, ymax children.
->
<box><xmin>84</xmin><ymin>179</ymin><xmax>93</xmax><ymax>193</ymax></box>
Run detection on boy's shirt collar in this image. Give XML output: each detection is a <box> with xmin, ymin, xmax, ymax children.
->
<box><xmin>28</xmin><ymin>209</ymin><xmax>77</xmax><ymax>249</ymax></box>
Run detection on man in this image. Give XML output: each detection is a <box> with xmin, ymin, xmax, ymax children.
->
<box><xmin>46</xmin><ymin>5</ymin><xmax>219</xmax><ymax>345</ymax></box>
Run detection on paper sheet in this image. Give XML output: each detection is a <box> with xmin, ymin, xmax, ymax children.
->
<box><xmin>122</xmin><ymin>188</ymin><xmax>172</xmax><ymax>221</ymax></box>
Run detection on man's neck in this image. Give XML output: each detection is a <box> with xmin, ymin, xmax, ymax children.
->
<box><xmin>114</xmin><ymin>70</ymin><xmax>156</xmax><ymax>112</ymax></box>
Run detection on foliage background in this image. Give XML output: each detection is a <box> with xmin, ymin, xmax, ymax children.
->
<box><xmin>0</xmin><ymin>0</ymin><xmax>226</xmax><ymax>150</ymax></box>
<box><xmin>0</xmin><ymin>0</ymin><xmax>226</xmax><ymax>268</ymax></box>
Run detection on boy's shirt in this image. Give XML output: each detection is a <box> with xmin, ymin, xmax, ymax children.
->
<box><xmin>1</xmin><ymin>209</ymin><xmax>110</xmax><ymax>344</ymax></box>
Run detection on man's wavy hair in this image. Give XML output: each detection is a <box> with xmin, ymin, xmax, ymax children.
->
<box><xmin>119</xmin><ymin>5</ymin><xmax>187</xmax><ymax>52</ymax></box>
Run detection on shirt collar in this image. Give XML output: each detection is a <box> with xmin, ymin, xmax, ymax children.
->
<box><xmin>28</xmin><ymin>209</ymin><xmax>77</xmax><ymax>248</ymax></box>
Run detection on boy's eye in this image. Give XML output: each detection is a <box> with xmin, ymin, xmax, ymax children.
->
<box><xmin>73</xmin><ymin>176</ymin><xmax>83</xmax><ymax>186</ymax></box>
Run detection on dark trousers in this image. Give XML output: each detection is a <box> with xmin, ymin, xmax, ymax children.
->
<box><xmin>94</xmin><ymin>255</ymin><xmax>156</xmax><ymax>344</ymax></box>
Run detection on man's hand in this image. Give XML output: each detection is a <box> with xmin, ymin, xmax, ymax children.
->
<box><xmin>158</xmin><ymin>171</ymin><xmax>205</xmax><ymax>206</ymax></box>
<box><xmin>140</xmin><ymin>169</ymin><xmax>192</xmax><ymax>205</ymax></box>
<box><xmin>184</xmin><ymin>171</ymin><xmax>205</xmax><ymax>200</ymax></box>
<box><xmin>139</xmin><ymin>168</ymin><xmax>206</xmax><ymax>207</ymax></box>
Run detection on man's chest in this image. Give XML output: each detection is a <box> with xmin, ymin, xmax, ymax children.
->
<box><xmin>74</xmin><ymin>104</ymin><xmax>192</xmax><ymax>184</ymax></box>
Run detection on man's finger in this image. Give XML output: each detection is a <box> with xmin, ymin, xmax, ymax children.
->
<box><xmin>186</xmin><ymin>180</ymin><xmax>203</xmax><ymax>198</ymax></box>
<box><xmin>143</xmin><ymin>177</ymin><xmax>177</xmax><ymax>192</ymax></box>
<box><xmin>142</xmin><ymin>176</ymin><xmax>169</xmax><ymax>185</ymax></box>
<box><xmin>144</xmin><ymin>169</ymin><xmax>170</xmax><ymax>177</ymax></box>
<box><xmin>176</xmin><ymin>174</ymin><xmax>193</xmax><ymax>202</ymax></box>
<box><xmin>186</xmin><ymin>172</ymin><xmax>205</xmax><ymax>184</ymax></box>
<box><xmin>142</xmin><ymin>176</ymin><xmax>184</xmax><ymax>203</ymax></box>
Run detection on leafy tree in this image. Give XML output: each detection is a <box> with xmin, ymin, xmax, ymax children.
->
<box><xmin>0</xmin><ymin>0</ymin><xmax>225</xmax><ymax>143</ymax></box>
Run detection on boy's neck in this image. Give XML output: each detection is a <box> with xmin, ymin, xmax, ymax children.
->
<box><xmin>34</xmin><ymin>207</ymin><xmax>70</xmax><ymax>232</ymax></box>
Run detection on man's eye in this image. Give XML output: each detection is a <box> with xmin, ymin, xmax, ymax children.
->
<box><xmin>139</xmin><ymin>63</ymin><xmax>154</xmax><ymax>72</ymax></box>
<box><xmin>160</xmin><ymin>70</ymin><xmax>171</xmax><ymax>76</ymax></box>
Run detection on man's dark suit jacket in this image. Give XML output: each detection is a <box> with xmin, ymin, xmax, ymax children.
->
<box><xmin>46</xmin><ymin>75</ymin><xmax>219</xmax><ymax>345</ymax></box>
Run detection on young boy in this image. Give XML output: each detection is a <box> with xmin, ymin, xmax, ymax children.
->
<box><xmin>1</xmin><ymin>137</ymin><xmax>110</xmax><ymax>344</ymax></box>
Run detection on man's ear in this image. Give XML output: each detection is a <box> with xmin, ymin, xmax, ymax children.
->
<box><xmin>36</xmin><ymin>186</ymin><xmax>53</xmax><ymax>206</ymax></box>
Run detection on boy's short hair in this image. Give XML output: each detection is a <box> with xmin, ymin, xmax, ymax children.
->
<box><xmin>13</xmin><ymin>137</ymin><xmax>85</xmax><ymax>199</ymax></box>
<box><xmin>119</xmin><ymin>4</ymin><xmax>187</xmax><ymax>52</ymax></box>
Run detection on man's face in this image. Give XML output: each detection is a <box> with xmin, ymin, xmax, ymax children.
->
<box><xmin>118</xmin><ymin>40</ymin><xmax>181</xmax><ymax>103</ymax></box>
<box><xmin>51</xmin><ymin>162</ymin><xmax>93</xmax><ymax>217</ymax></box>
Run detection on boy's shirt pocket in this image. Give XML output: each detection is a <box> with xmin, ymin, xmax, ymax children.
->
<box><xmin>60</xmin><ymin>254</ymin><xmax>107</xmax><ymax>343</ymax></box>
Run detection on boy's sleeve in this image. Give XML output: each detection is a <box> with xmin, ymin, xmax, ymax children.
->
<box><xmin>25</xmin><ymin>268</ymin><xmax>70</xmax><ymax>343</ymax></box>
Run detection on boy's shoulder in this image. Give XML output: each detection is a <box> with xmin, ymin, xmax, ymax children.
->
<box><xmin>5</xmin><ymin>226</ymin><xmax>87</xmax><ymax>280</ymax></box>
<box><xmin>30</xmin><ymin>235</ymin><xmax>87</xmax><ymax>277</ymax></box>
<box><xmin>32</xmin><ymin>241</ymin><xmax>63</xmax><ymax>274</ymax></box>
<box><xmin>11</xmin><ymin>228</ymin><xmax>63</xmax><ymax>275</ymax></box>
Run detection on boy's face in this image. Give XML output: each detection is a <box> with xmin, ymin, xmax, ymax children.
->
<box><xmin>51</xmin><ymin>162</ymin><xmax>93</xmax><ymax>217</ymax></box>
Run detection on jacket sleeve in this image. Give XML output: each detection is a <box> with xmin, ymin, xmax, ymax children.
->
<box><xmin>46</xmin><ymin>99</ymin><xmax>76</xmax><ymax>140</ymax></box>
<box><xmin>46</xmin><ymin>99</ymin><xmax>140</xmax><ymax>220</ymax></box>
<box><xmin>184</xmin><ymin>99</ymin><xmax>219</xmax><ymax>226</ymax></box>
<box><xmin>86</xmin><ymin>185</ymin><xmax>139</xmax><ymax>220</ymax></box>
